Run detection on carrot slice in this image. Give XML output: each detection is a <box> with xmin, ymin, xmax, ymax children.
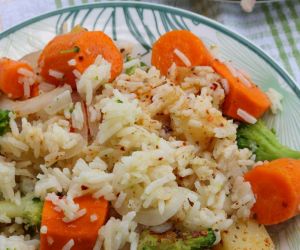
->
<box><xmin>0</xmin><ymin>58</ymin><xmax>35</xmax><ymax>99</ymax></box>
<box><xmin>38</xmin><ymin>31</ymin><xmax>123</xmax><ymax>88</ymax></box>
<box><xmin>151</xmin><ymin>30</ymin><xmax>213</xmax><ymax>76</ymax></box>
<box><xmin>245</xmin><ymin>158</ymin><xmax>300</xmax><ymax>225</ymax></box>
<box><xmin>212</xmin><ymin>59</ymin><xmax>270</xmax><ymax>121</ymax></box>
<box><xmin>31</xmin><ymin>83</ymin><xmax>39</xmax><ymax>97</ymax></box>
<box><xmin>40</xmin><ymin>195</ymin><xmax>109</xmax><ymax>250</ymax></box>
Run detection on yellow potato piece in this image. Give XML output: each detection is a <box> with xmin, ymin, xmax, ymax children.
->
<box><xmin>213</xmin><ymin>219</ymin><xmax>275</xmax><ymax>250</ymax></box>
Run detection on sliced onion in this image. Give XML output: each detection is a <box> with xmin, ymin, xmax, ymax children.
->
<box><xmin>150</xmin><ymin>222</ymin><xmax>173</xmax><ymax>233</ymax></box>
<box><xmin>135</xmin><ymin>188</ymin><xmax>186</xmax><ymax>226</ymax></box>
<box><xmin>19</xmin><ymin>50</ymin><xmax>41</xmax><ymax>71</ymax></box>
<box><xmin>0</xmin><ymin>85</ymin><xmax>72</xmax><ymax>116</ymax></box>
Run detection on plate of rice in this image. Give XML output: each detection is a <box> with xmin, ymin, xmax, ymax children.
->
<box><xmin>0</xmin><ymin>1</ymin><xmax>299</xmax><ymax>250</ymax></box>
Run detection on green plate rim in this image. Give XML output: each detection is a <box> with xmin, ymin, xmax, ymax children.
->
<box><xmin>0</xmin><ymin>1</ymin><xmax>299</xmax><ymax>98</ymax></box>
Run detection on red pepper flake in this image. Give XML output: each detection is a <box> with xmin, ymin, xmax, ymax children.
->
<box><xmin>81</xmin><ymin>185</ymin><xmax>88</xmax><ymax>190</ymax></box>
<box><xmin>210</xmin><ymin>83</ymin><xmax>218</xmax><ymax>91</ymax></box>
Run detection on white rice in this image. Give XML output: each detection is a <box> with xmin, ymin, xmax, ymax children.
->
<box><xmin>265</xmin><ymin>88</ymin><xmax>283</xmax><ymax>114</ymax></box>
<box><xmin>0</xmin><ymin>158</ymin><xmax>17</xmax><ymax>203</ymax></box>
<box><xmin>174</xmin><ymin>49</ymin><xmax>191</xmax><ymax>67</ymax></box>
<box><xmin>220</xmin><ymin>79</ymin><xmax>229</xmax><ymax>94</ymax></box>
<box><xmin>224</xmin><ymin>62</ymin><xmax>238</xmax><ymax>77</ymax></box>
<box><xmin>40</xmin><ymin>225</ymin><xmax>48</xmax><ymax>234</ymax></box>
<box><xmin>237</xmin><ymin>69</ymin><xmax>252</xmax><ymax>87</ymax></box>
<box><xmin>71</xmin><ymin>102</ymin><xmax>84</xmax><ymax>130</ymax></box>
<box><xmin>17</xmin><ymin>68</ymin><xmax>35</xmax><ymax>78</ymax></box>
<box><xmin>23</xmin><ymin>81</ymin><xmax>31</xmax><ymax>98</ymax></box>
<box><xmin>76</xmin><ymin>55</ymin><xmax>111</xmax><ymax>105</ymax></box>
<box><xmin>48</xmin><ymin>69</ymin><xmax>64</xmax><ymax>79</ymax></box>
<box><xmin>0</xmin><ymin>235</ymin><xmax>39</xmax><ymax>250</ymax></box>
<box><xmin>237</xmin><ymin>108</ymin><xmax>257</xmax><ymax>124</ymax></box>
<box><xmin>98</xmin><ymin>212</ymin><xmax>138</xmax><ymax>250</ymax></box>
<box><xmin>18</xmin><ymin>67</ymin><xmax>36</xmax><ymax>98</ymax></box>
<box><xmin>90</xmin><ymin>214</ymin><xmax>98</xmax><ymax>222</ymax></box>
<box><xmin>0</xmin><ymin>50</ymin><xmax>258</xmax><ymax>249</ymax></box>
<box><xmin>114</xmin><ymin>192</ymin><xmax>127</xmax><ymax>209</ymax></box>
<box><xmin>45</xmin><ymin>193</ymin><xmax>87</xmax><ymax>223</ymax></box>
<box><xmin>68</xmin><ymin>59</ymin><xmax>77</xmax><ymax>66</ymax></box>
<box><xmin>62</xmin><ymin>239</ymin><xmax>75</xmax><ymax>250</ymax></box>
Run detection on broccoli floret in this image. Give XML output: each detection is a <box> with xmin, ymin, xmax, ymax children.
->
<box><xmin>237</xmin><ymin>120</ymin><xmax>300</xmax><ymax>161</ymax></box>
<box><xmin>0</xmin><ymin>110</ymin><xmax>10</xmax><ymax>136</ymax></box>
<box><xmin>138</xmin><ymin>228</ymin><xmax>216</xmax><ymax>250</ymax></box>
<box><xmin>0</xmin><ymin>193</ymin><xmax>43</xmax><ymax>226</ymax></box>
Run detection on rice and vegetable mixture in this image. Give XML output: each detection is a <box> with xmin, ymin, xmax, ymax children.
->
<box><xmin>0</xmin><ymin>27</ymin><xmax>298</xmax><ymax>250</ymax></box>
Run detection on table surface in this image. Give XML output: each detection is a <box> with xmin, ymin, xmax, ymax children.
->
<box><xmin>0</xmin><ymin>0</ymin><xmax>299</xmax><ymax>84</ymax></box>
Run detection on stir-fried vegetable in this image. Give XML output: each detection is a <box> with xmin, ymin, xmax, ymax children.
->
<box><xmin>212</xmin><ymin>59</ymin><xmax>270</xmax><ymax>121</ymax></box>
<box><xmin>151</xmin><ymin>30</ymin><xmax>213</xmax><ymax>76</ymax></box>
<box><xmin>0</xmin><ymin>85</ymin><xmax>71</xmax><ymax>117</ymax></box>
<box><xmin>0</xmin><ymin>193</ymin><xmax>43</xmax><ymax>226</ymax></box>
<box><xmin>245</xmin><ymin>158</ymin><xmax>300</xmax><ymax>225</ymax></box>
<box><xmin>0</xmin><ymin>58</ymin><xmax>36</xmax><ymax>99</ymax></box>
<box><xmin>237</xmin><ymin>120</ymin><xmax>300</xmax><ymax>161</ymax></box>
<box><xmin>40</xmin><ymin>195</ymin><xmax>109</xmax><ymax>250</ymax></box>
<box><xmin>151</xmin><ymin>30</ymin><xmax>270</xmax><ymax>121</ymax></box>
<box><xmin>38</xmin><ymin>30</ymin><xmax>123</xmax><ymax>88</ymax></box>
<box><xmin>138</xmin><ymin>228</ymin><xmax>216</xmax><ymax>250</ymax></box>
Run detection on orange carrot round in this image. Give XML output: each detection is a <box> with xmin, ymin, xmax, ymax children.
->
<box><xmin>38</xmin><ymin>31</ymin><xmax>123</xmax><ymax>88</ymax></box>
<box><xmin>40</xmin><ymin>195</ymin><xmax>109</xmax><ymax>250</ymax></box>
<box><xmin>212</xmin><ymin>59</ymin><xmax>270</xmax><ymax>121</ymax></box>
<box><xmin>0</xmin><ymin>58</ymin><xmax>35</xmax><ymax>99</ymax></box>
<box><xmin>151</xmin><ymin>30</ymin><xmax>213</xmax><ymax>76</ymax></box>
<box><xmin>245</xmin><ymin>158</ymin><xmax>300</xmax><ymax>225</ymax></box>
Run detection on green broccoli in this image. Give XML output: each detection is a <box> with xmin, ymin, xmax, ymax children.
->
<box><xmin>237</xmin><ymin>120</ymin><xmax>300</xmax><ymax>161</ymax></box>
<box><xmin>0</xmin><ymin>193</ymin><xmax>43</xmax><ymax>226</ymax></box>
<box><xmin>0</xmin><ymin>110</ymin><xmax>10</xmax><ymax>136</ymax></box>
<box><xmin>138</xmin><ymin>228</ymin><xmax>216</xmax><ymax>250</ymax></box>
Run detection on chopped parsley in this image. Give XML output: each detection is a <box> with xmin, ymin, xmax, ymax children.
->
<box><xmin>0</xmin><ymin>110</ymin><xmax>10</xmax><ymax>136</ymax></box>
<box><xmin>60</xmin><ymin>46</ymin><xmax>80</xmax><ymax>54</ymax></box>
<box><xmin>125</xmin><ymin>66</ymin><xmax>137</xmax><ymax>75</ymax></box>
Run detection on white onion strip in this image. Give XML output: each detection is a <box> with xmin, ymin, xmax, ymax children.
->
<box><xmin>135</xmin><ymin>188</ymin><xmax>185</xmax><ymax>226</ymax></box>
<box><xmin>0</xmin><ymin>85</ymin><xmax>72</xmax><ymax>116</ymax></box>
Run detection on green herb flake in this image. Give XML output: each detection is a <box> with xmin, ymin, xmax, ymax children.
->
<box><xmin>126</xmin><ymin>65</ymin><xmax>137</xmax><ymax>75</ymax></box>
<box><xmin>125</xmin><ymin>55</ymin><xmax>133</xmax><ymax>62</ymax></box>
<box><xmin>116</xmin><ymin>99</ymin><xmax>123</xmax><ymax>103</ymax></box>
<box><xmin>60</xmin><ymin>46</ymin><xmax>80</xmax><ymax>54</ymax></box>
<box><xmin>0</xmin><ymin>110</ymin><xmax>10</xmax><ymax>136</ymax></box>
<box><xmin>140</xmin><ymin>62</ymin><xmax>147</xmax><ymax>67</ymax></box>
